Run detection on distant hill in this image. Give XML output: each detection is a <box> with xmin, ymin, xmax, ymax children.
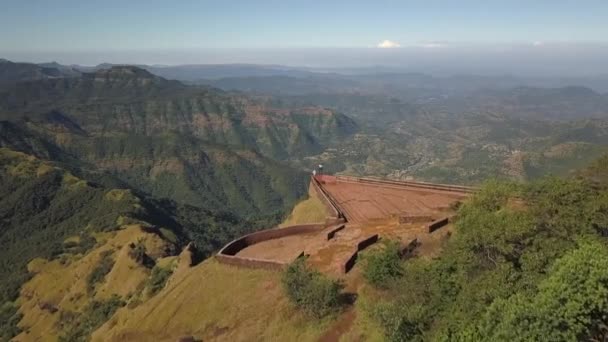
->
<box><xmin>461</xmin><ymin>86</ymin><xmax>608</xmax><ymax>120</ymax></box>
<box><xmin>0</xmin><ymin>66</ymin><xmax>358</xmax><ymax>160</ymax></box>
<box><xmin>75</xmin><ymin>62</ymin><xmax>318</xmax><ymax>81</ymax></box>
<box><xmin>0</xmin><ymin>59</ymin><xmax>79</xmax><ymax>87</ymax></box>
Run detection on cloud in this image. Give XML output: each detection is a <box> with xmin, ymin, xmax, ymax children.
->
<box><xmin>377</xmin><ymin>40</ymin><xmax>401</xmax><ymax>48</ymax></box>
<box><xmin>532</xmin><ymin>41</ymin><xmax>544</xmax><ymax>47</ymax></box>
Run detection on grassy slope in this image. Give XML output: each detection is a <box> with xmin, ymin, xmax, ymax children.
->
<box><xmin>13</xmin><ymin>181</ymin><xmax>342</xmax><ymax>341</ymax></box>
<box><xmin>0</xmin><ymin>147</ymin><xmax>270</xmax><ymax>341</ymax></box>
<box><xmin>14</xmin><ymin>225</ymin><xmax>174</xmax><ymax>341</ymax></box>
<box><xmin>0</xmin><ymin>147</ymin><xmax>145</xmax><ymax>306</ymax></box>
<box><xmin>280</xmin><ymin>183</ymin><xmax>329</xmax><ymax>227</ymax></box>
<box><xmin>94</xmin><ymin>260</ymin><xmax>332</xmax><ymax>342</ymax></box>
<box><xmin>96</xmin><ymin>187</ymin><xmax>336</xmax><ymax>341</ymax></box>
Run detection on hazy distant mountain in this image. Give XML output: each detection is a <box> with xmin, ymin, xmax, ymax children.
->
<box><xmin>0</xmin><ymin>59</ymin><xmax>79</xmax><ymax>87</ymax></box>
<box><xmin>74</xmin><ymin>63</ymin><xmax>318</xmax><ymax>82</ymax></box>
<box><xmin>22</xmin><ymin>59</ymin><xmax>606</xmax><ymax>93</ymax></box>
<box><xmin>460</xmin><ymin>86</ymin><xmax>608</xmax><ymax>120</ymax></box>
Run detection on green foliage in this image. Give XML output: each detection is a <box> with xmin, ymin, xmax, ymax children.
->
<box><xmin>0</xmin><ymin>150</ymin><xmax>138</xmax><ymax>305</ymax></box>
<box><xmin>282</xmin><ymin>258</ymin><xmax>345</xmax><ymax>318</ymax></box>
<box><xmin>366</xmin><ymin>177</ymin><xmax>608</xmax><ymax>341</ymax></box>
<box><xmin>362</xmin><ymin>240</ymin><xmax>403</xmax><ymax>288</ymax></box>
<box><xmin>147</xmin><ymin>265</ymin><xmax>174</xmax><ymax>296</ymax></box>
<box><xmin>460</xmin><ymin>241</ymin><xmax>608</xmax><ymax>341</ymax></box>
<box><xmin>127</xmin><ymin>239</ymin><xmax>147</xmax><ymax>265</ymax></box>
<box><xmin>57</xmin><ymin>295</ymin><xmax>125</xmax><ymax>342</ymax></box>
<box><xmin>0</xmin><ymin>301</ymin><xmax>22</xmax><ymax>341</ymax></box>
<box><xmin>86</xmin><ymin>250</ymin><xmax>115</xmax><ymax>294</ymax></box>
<box><xmin>0</xmin><ymin>148</ymin><xmax>275</xmax><ymax>340</ymax></box>
<box><xmin>62</xmin><ymin>232</ymin><xmax>97</xmax><ymax>255</ymax></box>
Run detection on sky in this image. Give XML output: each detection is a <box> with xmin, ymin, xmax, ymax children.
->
<box><xmin>1</xmin><ymin>0</ymin><xmax>608</xmax><ymax>74</ymax></box>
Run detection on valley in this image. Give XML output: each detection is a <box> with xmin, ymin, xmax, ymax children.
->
<box><xmin>1</xmin><ymin>59</ymin><xmax>608</xmax><ymax>341</ymax></box>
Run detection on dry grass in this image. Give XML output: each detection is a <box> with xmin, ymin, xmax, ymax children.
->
<box><xmin>14</xmin><ymin>226</ymin><xmax>172</xmax><ymax>341</ymax></box>
<box><xmin>280</xmin><ymin>189</ymin><xmax>328</xmax><ymax>227</ymax></box>
<box><xmin>93</xmin><ymin>259</ymin><xmax>333</xmax><ymax>342</ymax></box>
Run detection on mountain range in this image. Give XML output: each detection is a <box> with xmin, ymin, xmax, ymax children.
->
<box><xmin>2</xmin><ymin>58</ymin><xmax>608</xmax><ymax>340</ymax></box>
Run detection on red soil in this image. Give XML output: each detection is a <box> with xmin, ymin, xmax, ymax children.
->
<box><xmin>321</xmin><ymin>180</ymin><xmax>466</xmax><ymax>223</ymax></box>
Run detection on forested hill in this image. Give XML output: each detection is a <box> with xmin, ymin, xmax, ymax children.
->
<box><xmin>0</xmin><ymin>65</ymin><xmax>358</xmax><ymax>160</ymax></box>
<box><xmin>0</xmin><ymin>64</ymin><xmax>358</xmax><ymax>340</ymax></box>
<box><xmin>0</xmin><ymin>148</ymin><xmax>260</xmax><ymax>339</ymax></box>
<box><xmin>0</xmin><ymin>64</ymin><xmax>360</xmax><ymax>218</ymax></box>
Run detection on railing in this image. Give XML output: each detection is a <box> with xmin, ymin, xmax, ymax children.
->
<box><xmin>335</xmin><ymin>175</ymin><xmax>476</xmax><ymax>194</ymax></box>
<box><xmin>311</xmin><ymin>176</ymin><xmax>344</xmax><ymax>219</ymax></box>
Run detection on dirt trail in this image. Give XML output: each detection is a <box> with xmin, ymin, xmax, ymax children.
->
<box><xmin>318</xmin><ymin>308</ymin><xmax>357</xmax><ymax>342</ymax></box>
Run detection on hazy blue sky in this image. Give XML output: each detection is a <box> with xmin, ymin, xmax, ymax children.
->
<box><xmin>2</xmin><ymin>0</ymin><xmax>608</xmax><ymax>73</ymax></box>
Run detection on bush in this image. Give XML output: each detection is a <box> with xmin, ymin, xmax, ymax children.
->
<box><xmin>362</xmin><ymin>240</ymin><xmax>404</xmax><ymax>287</ymax></box>
<box><xmin>147</xmin><ymin>265</ymin><xmax>174</xmax><ymax>296</ymax></box>
<box><xmin>128</xmin><ymin>239</ymin><xmax>147</xmax><ymax>264</ymax></box>
<box><xmin>86</xmin><ymin>250</ymin><xmax>114</xmax><ymax>294</ymax></box>
<box><xmin>58</xmin><ymin>295</ymin><xmax>125</xmax><ymax>342</ymax></box>
<box><xmin>0</xmin><ymin>301</ymin><xmax>22</xmax><ymax>341</ymax></box>
<box><xmin>282</xmin><ymin>257</ymin><xmax>345</xmax><ymax>318</ymax></box>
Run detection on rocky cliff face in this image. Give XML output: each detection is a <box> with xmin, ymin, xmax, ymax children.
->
<box><xmin>0</xmin><ymin>66</ymin><xmax>358</xmax><ymax>160</ymax></box>
<box><xmin>0</xmin><ymin>66</ymin><xmax>360</xmax><ymax>214</ymax></box>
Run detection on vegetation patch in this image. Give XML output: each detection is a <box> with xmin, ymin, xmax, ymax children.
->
<box><xmin>365</xmin><ymin>177</ymin><xmax>608</xmax><ymax>341</ymax></box>
<box><xmin>86</xmin><ymin>250</ymin><xmax>115</xmax><ymax>294</ymax></box>
<box><xmin>147</xmin><ymin>265</ymin><xmax>174</xmax><ymax>296</ymax></box>
<box><xmin>282</xmin><ymin>257</ymin><xmax>346</xmax><ymax>318</ymax></box>
<box><xmin>0</xmin><ymin>302</ymin><xmax>22</xmax><ymax>341</ymax></box>
<box><xmin>362</xmin><ymin>240</ymin><xmax>404</xmax><ymax>288</ymax></box>
<box><xmin>57</xmin><ymin>295</ymin><xmax>125</xmax><ymax>342</ymax></box>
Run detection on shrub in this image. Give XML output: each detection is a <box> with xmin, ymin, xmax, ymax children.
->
<box><xmin>362</xmin><ymin>240</ymin><xmax>404</xmax><ymax>287</ymax></box>
<box><xmin>0</xmin><ymin>302</ymin><xmax>22</xmax><ymax>341</ymax></box>
<box><xmin>58</xmin><ymin>295</ymin><xmax>125</xmax><ymax>342</ymax></box>
<box><xmin>147</xmin><ymin>265</ymin><xmax>173</xmax><ymax>296</ymax></box>
<box><xmin>128</xmin><ymin>239</ymin><xmax>147</xmax><ymax>264</ymax></box>
<box><xmin>282</xmin><ymin>257</ymin><xmax>345</xmax><ymax>318</ymax></box>
<box><xmin>86</xmin><ymin>250</ymin><xmax>114</xmax><ymax>294</ymax></box>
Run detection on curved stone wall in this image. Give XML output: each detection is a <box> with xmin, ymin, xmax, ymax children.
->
<box><xmin>218</xmin><ymin>223</ymin><xmax>326</xmax><ymax>256</ymax></box>
<box><xmin>216</xmin><ymin>177</ymin><xmax>344</xmax><ymax>270</ymax></box>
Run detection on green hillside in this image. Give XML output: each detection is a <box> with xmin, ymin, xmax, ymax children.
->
<box><xmin>0</xmin><ymin>66</ymin><xmax>358</xmax><ymax>161</ymax></box>
<box><xmin>3</xmin><ymin>121</ymin><xmax>307</xmax><ymax>215</ymax></box>
<box><xmin>0</xmin><ymin>148</ymin><xmax>264</xmax><ymax>340</ymax></box>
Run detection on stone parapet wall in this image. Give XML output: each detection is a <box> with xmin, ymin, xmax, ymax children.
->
<box><xmin>427</xmin><ymin>217</ymin><xmax>451</xmax><ymax>233</ymax></box>
<box><xmin>343</xmin><ymin>234</ymin><xmax>379</xmax><ymax>273</ymax></box>
<box><xmin>215</xmin><ymin>254</ymin><xmax>288</xmax><ymax>270</ymax></box>
<box><xmin>219</xmin><ymin>223</ymin><xmax>326</xmax><ymax>256</ymax></box>
<box><xmin>335</xmin><ymin>175</ymin><xmax>475</xmax><ymax>194</ymax></box>
<box><xmin>311</xmin><ymin>176</ymin><xmax>342</xmax><ymax>219</ymax></box>
<box><xmin>216</xmin><ymin>177</ymin><xmax>346</xmax><ymax>270</ymax></box>
<box><xmin>326</xmin><ymin>224</ymin><xmax>345</xmax><ymax>240</ymax></box>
